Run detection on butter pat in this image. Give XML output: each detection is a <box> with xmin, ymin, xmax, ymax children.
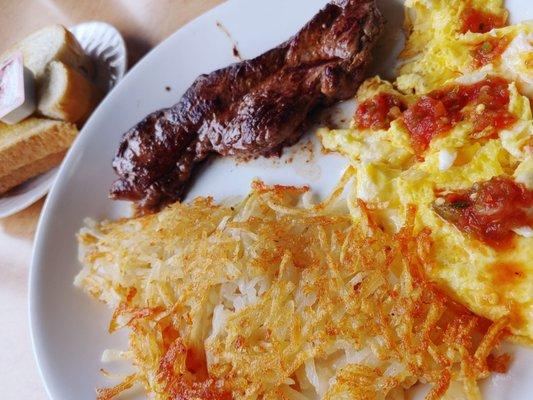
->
<box><xmin>0</xmin><ymin>52</ymin><xmax>36</xmax><ymax>124</ymax></box>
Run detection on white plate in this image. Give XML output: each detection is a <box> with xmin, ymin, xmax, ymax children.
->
<box><xmin>30</xmin><ymin>0</ymin><xmax>533</xmax><ymax>399</ymax></box>
<box><xmin>0</xmin><ymin>22</ymin><xmax>126</xmax><ymax>219</ymax></box>
<box><xmin>0</xmin><ymin>167</ymin><xmax>57</xmax><ymax>219</ymax></box>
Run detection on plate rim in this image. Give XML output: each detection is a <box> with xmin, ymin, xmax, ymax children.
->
<box><xmin>27</xmin><ymin>0</ymin><xmax>533</xmax><ymax>399</ymax></box>
<box><xmin>0</xmin><ymin>168</ymin><xmax>57</xmax><ymax>219</ymax></box>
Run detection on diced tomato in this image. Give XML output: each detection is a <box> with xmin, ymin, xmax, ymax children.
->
<box><xmin>403</xmin><ymin>97</ymin><xmax>451</xmax><ymax>154</ymax></box>
<box><xmin>433</xmin><ymin>176</ymin><xmax>533</xmax><ymax>249</ymax></box>
<box><xmin>472</xmin><ymin>36</ymin><xmax>511</xmax><ymax>69</ymax></box>
<box><xmin>461</xmin><ymin>6</ymin><xmax>506</xmax><ymax>34</ymax></box>
<box><xmin>402</xmin><ymin>77</ymin><xmax>516</xmax><ymax>157</ymax></box>
<box><xmin>355</xmin><ymin>93</ymin><xmax>406</xmax><ymax>130</ymax></box>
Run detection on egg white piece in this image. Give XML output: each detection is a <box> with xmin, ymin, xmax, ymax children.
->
<box><xmin>513</xmin><ymin>226</ymin><xmax>533</xmax><ymax>238</ymax></box>
<box><xmin>438</xmin><ymin>149</ymin><xmax>457</xmax><ymax>171</ymax></box>
<box><xmin>502</xmin><ymin>29</ymin><xmax>533</xmax><ymax>98</ymax></box>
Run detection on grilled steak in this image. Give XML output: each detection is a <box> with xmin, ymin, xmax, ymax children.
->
<box><xmin>111</xmin><ymin>0</ymin><xmax>384</xmax><ymax>211</ymax></box>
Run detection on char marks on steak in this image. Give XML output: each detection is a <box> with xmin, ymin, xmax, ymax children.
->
<box><xmin>111</xmin><ymin>0</ymin><xmax>384</xmax><ymax>211</ymax></box>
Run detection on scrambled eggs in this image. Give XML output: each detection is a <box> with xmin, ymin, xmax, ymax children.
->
<box><xmin>397</xmin><ymin>0</ymin><xmax>533</xmax><ymax>96</ymax></box>
<box><xmin>320</xmin><ymin>0</ymin><xmax>533</xmax><ymax>340</ymax></box>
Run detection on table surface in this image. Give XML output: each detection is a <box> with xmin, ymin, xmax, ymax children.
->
<box><xmin>0</xmin><ymin>1</ymin><xmax>223</xmax><ymax>398</ymax></box>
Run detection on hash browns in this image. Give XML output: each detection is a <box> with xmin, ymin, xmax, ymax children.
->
<box><xmin>76</xmin><ymin>171</ymin><xmax>510</xmax><ymax>399</ymax></box>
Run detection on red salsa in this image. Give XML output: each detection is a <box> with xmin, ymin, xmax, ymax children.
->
<box><xmin>403</xmin><ymin>77</ymin><xmax>516</xmax><ymax>156</ymax></box>
<box><xmin>355</xmin><ymin>93</ymin><xmax>406</xmax><ymax>130</ymax></box>
<box><xmin>433</xmin><ymin>176</ymin><xmax>533</xmax><ymax>249</ymax></box>
<box><xmin>472</xmin><ymin>36</ymin><xmax>511</xmax><ymax>69</ymax></box>
<box><xmin>461</xmin><ymin>6</ymin><xmax>506</xmax><ymax>34</ymax></box>
<box><xmin>402</xmin><ymin>96</ymin><xmax>451</xmax><ymax>155</ymax></box>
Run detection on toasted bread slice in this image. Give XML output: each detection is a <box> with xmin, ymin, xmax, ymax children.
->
<box><xmin>0</xmin><ymin>118</ymin><xmax>77</xmax><ymax>194</ymax></box>
<box><xmin>38</xmin><ymin>61</ymin><xmax>102</xmax><ymax>123</ymax></box>
<box><xmin>0</xmin><ymin>151</ymin><xmax>66</xmax><ymax>194</ymax></box>
<box><xmin>1</xmin><ymin>25</ymin><xmax>93</xmax><ymax>83</ymax></box>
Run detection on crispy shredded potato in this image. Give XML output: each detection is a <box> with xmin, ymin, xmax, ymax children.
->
<box><xmin>76</xmin><ymin>171</ymin><xmax>510</xmax><ymax>400</ymax></box>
